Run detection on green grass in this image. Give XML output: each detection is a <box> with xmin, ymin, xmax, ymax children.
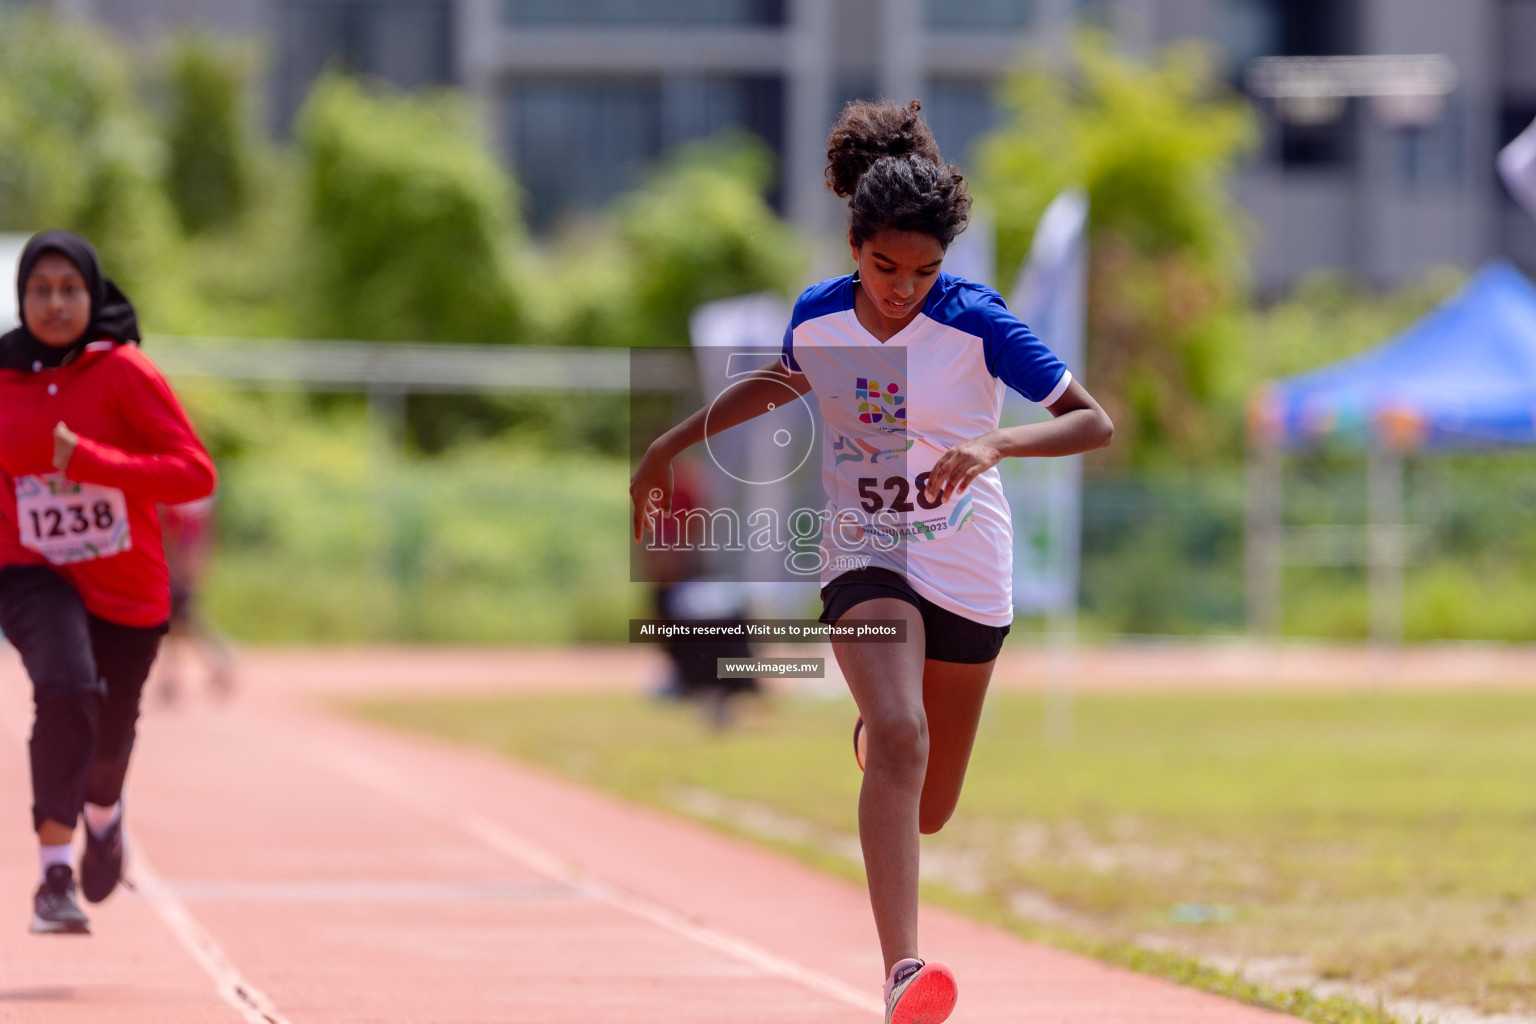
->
<box><xmin>347</xmin><ymin>689</ymin><xmax>1536</xmax><ymax>1023</ymax></box>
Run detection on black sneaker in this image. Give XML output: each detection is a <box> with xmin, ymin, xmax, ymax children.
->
<box><xmin>31</xmin><ymin>864</ymin><xmax>90</xmax><ymax>934</ymax></box>
<box><xmin>80</xmin><ymin>810</ymin><xmax>125</xmax><ymax>904</ymax></box>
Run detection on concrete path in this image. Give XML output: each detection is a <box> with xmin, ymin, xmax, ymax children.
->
<box><xmin>0</xmin><ymin>645</ymin><xmax>1332</xmax><ymax>1022</ymax></box>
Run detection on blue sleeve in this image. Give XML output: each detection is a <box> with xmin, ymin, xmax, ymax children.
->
<box><xmin>781</xmin><ymin>277</ymin><xmax>850</xmax><ymax>374</ymax></box>
<box><xmin>781</xmin><ymin>320</ymin><xmax>801</xmax><ymax>373</ymax></box>
<box><xmin>980</xmin><ymin>295</ymin><xmax>1070</xmax><ymax>404</ymax></box>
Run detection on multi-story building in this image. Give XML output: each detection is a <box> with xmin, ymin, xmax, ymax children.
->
<box><xmin>15</xmin><ymin>0</ymin><xmax>1536</xmax><ymax>291</ymax></box>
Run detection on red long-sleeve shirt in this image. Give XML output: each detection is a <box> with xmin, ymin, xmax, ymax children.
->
<box><xmin>0</xmin><ymin>340</ymin><xmax>216</xmax><ymax>627</ymax></box>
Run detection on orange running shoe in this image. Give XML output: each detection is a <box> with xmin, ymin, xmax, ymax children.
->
<box><xmin>885</xmin><ymin>959</ymin><xmax>957</xmax><ymax>1024</ymax></box>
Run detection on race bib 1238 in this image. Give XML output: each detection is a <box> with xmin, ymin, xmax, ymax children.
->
<box><xmin>15</xmin><ymin>473</ymin><xmax>132</xmax><ymax>565</ymax></box>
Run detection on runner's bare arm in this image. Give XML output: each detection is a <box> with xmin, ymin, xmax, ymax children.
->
<box><xmin>1001</xmin><ymin>378</ymin><xmax>1113</xmax><ymax>458</ymax></box>
<box><xmin>922</xmin><ymin>378</ymin><xmax>1112</xmax><ymax>505</ymax></box>
<box><xmin>630</xmin><ymin>362</ymin><xmax>811</xmax><ymax>541</ymax></box>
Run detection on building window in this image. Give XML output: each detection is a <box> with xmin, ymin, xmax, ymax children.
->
<box><xmin>1271</xmin><ymin>0</ymin><xmax>1360</xmax><ymax>56</ymax></box>
<box><xmin>925</xmin><ymin>78</ymin><xmax>1002</xmax><ymax>168</ymax></box>
<box><xmin>503</xmin><ymin>0</ymin><xmax>785</xmax><ymax>26</ymax></box>
<box><xmin>1228</xmin><ymin>0</ymin><xmax>1361</xmax><ymax>170</ymax></box>
<box><xmin>509</xmin><ymin>74</ymin><xmax>783</xmax><ymax>229</ymax></box>
<box><xmin>275</xmin><ymin>0</ymin><xmax>453</xmax><ymax>132</ymax></box>
<box><xmin>1222</xmin><ymin>0</ymin><xmax>1281</xmax><ymax>74</ymax></box>
<box><xmin>925</xmin><ymin>0</ymin><xmax>1033</xmax><ymax>31</ymax></box>
<box><xmin>1393</xmin><ymin>97</ymin><xmax>1464</xmax><ymax>192</ymax></box>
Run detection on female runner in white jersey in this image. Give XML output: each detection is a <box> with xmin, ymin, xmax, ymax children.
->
<box><xmin>631</xmin><ymin>99</ymin><xmax>1112</xmax><ymax>1024</ymax></box>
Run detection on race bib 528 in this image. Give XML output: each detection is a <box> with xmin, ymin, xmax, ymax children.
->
<box><xmin>15</xmin><ymin>473</ymin><xmax>132</xmax><ymax>565</ymax></box>
<box><xmin>831</xmin><ymin>435</ymin><xmax>976</xmax><ymax>543</ymax></box>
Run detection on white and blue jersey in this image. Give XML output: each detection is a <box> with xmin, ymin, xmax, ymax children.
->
<box><xmin>782</xmin><ymin>271</ymin><xmax>1070</xmax><ymax>627</ymax></box>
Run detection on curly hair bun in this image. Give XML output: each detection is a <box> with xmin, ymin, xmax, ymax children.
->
<box><xmin>824</xmin><ymin>98</ymin><xmax>972</xmax><ymax>250</ymax></box>
<box><xmin>824</xmin><ymin>99</ymin><xmax>943</xmax><ymax>199</ymax></box>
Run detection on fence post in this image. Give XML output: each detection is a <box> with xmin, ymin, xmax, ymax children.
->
<box><xmin>1043</xmin><ymin>605</ymin><xmax>1077</xmax><ymax>746</ymax></box>
<box><xmin>1246</xmin><ymin>440</ymin><xmax>1282</xmax><ymax>638</ymax></box>
<box><xmin>1367</xmin><ymin>447</ymin><xmax>1406</xmax><ymax>647</ymax></box>
<box><xmin>367</xmin><ymin>381</ymin><xmax>407</xmax><ymax>640</ymax></box>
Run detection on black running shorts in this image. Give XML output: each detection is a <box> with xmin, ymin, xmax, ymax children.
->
<box><xmin>819</xmin><ymin>567</ymin><xmax>1009</xmax><ymax>665</ymax></box>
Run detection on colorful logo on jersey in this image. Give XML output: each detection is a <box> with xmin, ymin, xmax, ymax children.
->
<box><xmin>947</xmin><ymin>494</ymin><xmax>975</xmax><ymax>532</ymax></box>
<box><xmin>832</xmin><ymin>435</ymin><xmax>864</xmax><ymax>465</ymax></box>
<box><xmin>855</xmin><ymin>437</ymin><xmax>914</xmax><ymax>464</ymax></box>
<box><xmin>909</xmin><ymin>494</ymin><xmax>974</xmax><ymax>542</ymax></box>
<box><xmin>855</xmin><ymin>378</ymin><xmax>905</xmax><ymax>427</ymax></box>
<box><xmin>833</xmin><ymin>434</ymin><xmax>914</xmax><ymax>465</ymax></box>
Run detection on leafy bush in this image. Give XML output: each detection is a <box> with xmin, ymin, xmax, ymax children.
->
<box><xmin>181</xmin><ymin>386</ymin><xmax>643</xmax><ymax>643</ymax></box>
<box><xmin>295</xmin><ymin>74</ymin><xmax>524</xmax><ymax>344</ymax></box>
<box><xmin>1077</xmin><ymin>469</ymin><xmax>1247</xmax><ymax>635</ymax></box>
<box><xmin>0</xmin><ymin>10</ymin><xmax>180</xmax><ymax>312</ymax></box>
<box><xmin>1069</xmin><ymin>448</ymin><xmax>1536</xmax><ymax>642</ymax></box>
<box><xmin>976</xmin><ymin>32</ymin><xmax>1256</xmax><ymax>466</ymax></box>
<box><xmin>162</xmin><ymin>35</ymin><xmax>253</xmax><ymax>234</ymax></box>
<box><xmin>1236</xmin><ymin>267</ymin><xmax>1463</xmax><ymax>387</ymax></box>
<box><xmin>526</xmin><ymin>134</ymin><xmax>802</xmax><ymax>350</ymax></box>
<box><xmin>616</xmin><ymin>134</ymin><xmax>802</xmax><ymax>347</ymax></box>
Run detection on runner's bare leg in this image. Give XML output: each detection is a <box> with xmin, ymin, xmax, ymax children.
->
<box><xmin>919</xmin><ymin>658</ymin><xmax>994</xmax><ymax>833</ymax></box>
<box><xmin>832</xmin><ymin>598</ymin><xmax>927</xmax><ymax>974</ymax></box>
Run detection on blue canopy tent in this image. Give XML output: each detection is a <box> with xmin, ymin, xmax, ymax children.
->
<box><xmin>1253</xmin><ymin>262</ymin><xmax>1536</xmax><ymax>451</ymax></box>
<box><xmin>1246</xmin><ymin>262</ymin><xmax>1536</xmax><ymax>642</ymax></box>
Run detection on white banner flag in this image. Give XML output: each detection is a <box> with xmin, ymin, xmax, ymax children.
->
<box><xmin>1500</xmin><ymin>116</ymin><xmax>1536</xmax><ymax>223</ymax></box>
<box><xmin>942</xmin><ymin>204</ymin><xmax>996</xmax><ymax>289</ymax></box>
<box><xmin>687</xmin><ymin>292</ymin><xmax>809</xmax><ymax>612</ymax></box>
<box><xmin>999</xmin><ymin>189</ymin><xmax>1090</xmax><ymax>617</ymax></box>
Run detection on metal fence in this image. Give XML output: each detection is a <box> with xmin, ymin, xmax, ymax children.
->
<box><xmin>150</xmin><ymin>336</ymin><xmax>694</xmax><ymax>394</ymax></box>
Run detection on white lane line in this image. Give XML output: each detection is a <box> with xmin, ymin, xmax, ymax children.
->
<box><xmin>133</xmin><ymin>851</ymin><xmax>294</xmax><ymax>1024</ymax></box>
<box><xmin>0</xmin><ymin>695</ymin><xmax>291</xmax><ymax>1024</ymax></box>
<box><xmin>312</xmin><ymin>743</ymin><xmax>884</xmax><ymax>1017</ymax></box>
<box><xmin>151</xmin><ymin>878</ymin><xmax>581</xmax><ymax>903</ymax></box>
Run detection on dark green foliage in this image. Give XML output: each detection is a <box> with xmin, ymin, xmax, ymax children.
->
<box><xmin>163</xmin><ymin>36</ymin><xmax>252</xmax><ymax>234</ymax></box>
<box><xmin>976</xmin><ymin>32</ymin><xmax>1256</xmax><ymax>465</ymax></box>
<box><xmin>616</xmin><ymin>135</ymin><xmax>802</xmax><ymax>347</ymax></box>
<box><xmin>0</xmin><ymin>10</ymin><xmax>179</xmax><ymax>307</ymax></box>
<box><xmin>295</xmin><ymin>74</ymin><xmax>523</xmax><ymax>344</ymax></box>
<box><xmin>1078</xmin><ymin>469</ymin><xmax>1246</xmax><ymax>634</ymax></box>
<box><xmin>529</xmin><ymin>134</ymin><xmax>802</xmax><ymax>350</ymax></box>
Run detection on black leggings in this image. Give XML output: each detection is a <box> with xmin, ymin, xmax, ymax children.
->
<box><xmin>0</xmin><ymin>566</ymin><xmax>164</xmax><ymax>832</ymax></box>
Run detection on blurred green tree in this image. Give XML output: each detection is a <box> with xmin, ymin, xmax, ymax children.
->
<box><xmin>615</xmin><ymin>134</ymin><xmax>802</xmax><ymax>347</ymax></box>
<box><xmin>296</xmin><ymin>74</ymin><xmax>523</xmax><ymax>344</ymax></box>
<box><xmin>0</xmin><ymin>11</ymin><xmax>180</xmax><ymax>310</ymax></box>
<box><xmin>1243</xmin><ymin>267</ymin><xmax>1463</xmax><ymax>383</ymax></box>
<box><xmin>163</xmin><ymin>35</ymin><xmax>253</xmax><ymax>234</ymax></box>
<box><xmin>527</xmin><ymin>133</ymin><xmax>802</xmax><ymax>350</ymax></box>
<box><xmin>975</xmin><ymin>32</ymin><xmax>1256</xmax><ymax>465</ymax></box>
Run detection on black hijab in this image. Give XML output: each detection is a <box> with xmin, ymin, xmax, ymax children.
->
<box><xmin>0</xmin><ymin>230</ymin><xmax>140</xmax><ymax>372</ymax></box>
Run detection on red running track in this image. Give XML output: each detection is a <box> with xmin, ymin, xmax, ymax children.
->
<box><xmin>0</xmin><ymin>647</ymin><xmax>1309</xmax><ymax>1023</ymax></box>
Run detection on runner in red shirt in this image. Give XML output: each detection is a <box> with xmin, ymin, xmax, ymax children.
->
<box><xmin>156</xmin><ymin>495</ymin><xmax>235</xmax><ymax>704</ymax></box>
<box><xmin>0</xmin><ymin>231</ymin><xmax>216</xmax><ymax>934</ymax></box>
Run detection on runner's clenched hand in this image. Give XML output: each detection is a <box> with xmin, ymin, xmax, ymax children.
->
<box><xmin>52</xmin><ymin>421</ymin><xmax>78</xmax><ymax>473</ymax></box>
<box><xmin>922</xmin><ymin>435</ymin><xmax>1002</xmax><ymax>506</ymax></box>
<box><xmin>629</xmin><ymin>447</ymin><xmax>674</xmax><ymax>543</ymax></box>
